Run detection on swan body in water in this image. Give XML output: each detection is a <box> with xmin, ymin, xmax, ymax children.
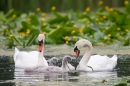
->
<box><xmin>74</xmin><ymin>39</ymin><xmax>117</xmax><ymax>72</ymax></box>
<box><xmin>14</xmin><ymin>34</ymin><xmax>48</xmax><ymax>68</ymax></box>
<box><xmin>24</xmin><ymin>55</ymin><xmax>72</xmax><ymax>73</ymax></box>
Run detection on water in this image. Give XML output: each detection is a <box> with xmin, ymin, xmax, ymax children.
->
<box><xmin>0</xmin><ymin>55</ymin><xmax>130</xmax><ymax>86</ymax></box>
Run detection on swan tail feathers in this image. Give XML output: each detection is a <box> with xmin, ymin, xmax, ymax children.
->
<box><xmin>111</xmin><ymin>55</ymin><xmax>117</xmax><ymax>62</ymax></box>
<box><xmin>15</xmin><ymin>47</ymin><xmax>20</xmax><ymax>53</ymax></box>
<box><xmin>14</xmin><ymin>47</ymin><xmax>20</xmax><ymax>62</ymax></box>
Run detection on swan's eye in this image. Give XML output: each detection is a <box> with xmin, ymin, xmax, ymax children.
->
<box><xmin>74</xmin><ymin>46</ymin><xmax>78</xmax><ymax>52</ymax></box>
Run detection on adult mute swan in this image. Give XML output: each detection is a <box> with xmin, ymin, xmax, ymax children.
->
<box><xmin>14</xmin><ymin>34</ymin><xmax>48</xmax><ymax>68</ymax></box>
<box><xmin>74</xmin><ymin>39</ymin><xmax>117</xmax><ymax>72</ymax></box>
<box><xmin>24</xmin><ymin>55</ymin><xmax>72</xmax><ymax>73</ymax></box>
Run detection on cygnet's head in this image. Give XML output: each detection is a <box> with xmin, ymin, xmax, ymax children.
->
<box><xmin>38</xmin><ymin>34</ymin><xmax>45</xmax><ymax>52</ymax></box>
<box><xmin>51</xmin><ymin>57</ymin><xmax>59</xmax><ymax>64</ymax></box>
<box><xmin>63</xmin><ymin>55</ymin><xmax>72</xmax><ymax>63</ymax></box>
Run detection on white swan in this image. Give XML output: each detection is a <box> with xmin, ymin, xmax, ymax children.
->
<box><xmin>14</xmin><ymin>34</ymin><xmax>48</xmax><ymax>68</ymax></box>
<box><xmin>24</xmin><ymin>55</ymin><xmax>72</xmax><ymax>73</ymax></box>
<box><xmin>74</xmin><ymin>39</ymin><xmax>117</xmax><ymax>72</ymax></box>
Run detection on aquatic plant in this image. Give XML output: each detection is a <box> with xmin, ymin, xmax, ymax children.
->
<box><xmin>1</xmin><ymin>3</ymin><xmax>130</xmax><ymax>48</ymax></box>
<box><xmin>115</xmin><ymin>78</ymin><xmax>128</xmax><ymax>86</ymax></box>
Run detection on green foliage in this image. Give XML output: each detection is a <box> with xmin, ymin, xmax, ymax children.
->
<box><xmin>115</xmin><ymin>78</ymin><xmax>128</xmax><ymax>86</ymax></box>
<box><xmin>1</xmin><ymin>5</ymin><xmax>130</xmax><ymax>48</ymax></box>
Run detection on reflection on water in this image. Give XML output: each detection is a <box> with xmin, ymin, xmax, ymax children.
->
<box><xmin>0</xmin><ymin>55</ymin><xmax>14</xmax><ymax>80</ymax></box>
<box><xmin>0</xmin><ymin>54</ymin><xmax>130</xmax><ymax>86</ymax></box>
<box><xmin>15</xmin><ymin>68</ymin><xmax>69</xmax><ymax>81</ymax></box>
<box><xmin>116</xmin><ymin>54</ymin><xmax>130</xmax><ymax>77</ymax></box>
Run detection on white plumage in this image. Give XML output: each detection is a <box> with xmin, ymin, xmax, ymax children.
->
<box><xmin>74</xmin><ymin>39</ymin><xmax>117</xmax><ymax>72</ymax></box>
<box><xmin>13</xmin><ymin>34</ymin><xmax>48</xmax><ymax>68</ymax></box>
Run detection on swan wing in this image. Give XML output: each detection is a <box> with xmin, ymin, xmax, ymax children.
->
<box><xmin>29</xmin><ymin>51</ymin><xmax>48</xmax><ymax>66</ymax></box>
<box><xmin>13</xmin><ymin>47</ymin><xmax>20</xmax><ymax>62</ymax></box>
<box><xmin>87</xmin><ymin>55</ymin><xmax>108</xmax><ymax>66</ymax></box>
<box><xmin>111</xmin><ymin>55</ymin><xmax>117</xmax><ymax>62</ymax></box>
<box><xmin>15</xmin><ymin>51</ymin><xmax>48</xmax><ymax>68</ymax></box>
<box><xmin>43</xmin><ymin>56</ymin><xmax>48</xmax><ymax>66</ymax></box>
<box><xmin>15</xmin><ymin>51</ymin><xmax>38</xmax><ymax>68</ymax></box>
<box><xmin>87</xmin><ymin>55</ymin><xmax>117</xmax><ymax>71</ymax></box>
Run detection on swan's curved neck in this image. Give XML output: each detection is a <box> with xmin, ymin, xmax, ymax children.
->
<box><xmin>80</xmin><ymin>45</ymin><xmax>93</xmax><ymax>65</ymax></box>
<box><xmin>37</xmin><ymin>46</ymin><xmax>44</xmax><ymax>66</ymax></box>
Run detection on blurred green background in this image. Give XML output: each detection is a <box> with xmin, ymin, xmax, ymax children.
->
<box><xmin>0</xmin><ymin>0</ymin><xmax>125</xmax><ymax>13</ymax></box>
<box><xmin>1</xmin><ymin>0</ymin><xmax>130</xmax><ymax>49</ymax></box>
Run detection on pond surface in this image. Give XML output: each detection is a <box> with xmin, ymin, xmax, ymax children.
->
<box><xmin>0</xmin><ymin>54</ymin><xmax>130</xmax><ymax>86</ymax></box>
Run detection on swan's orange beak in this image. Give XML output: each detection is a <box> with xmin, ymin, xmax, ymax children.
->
<box><xmin>39</xmin><ymin>44</ymin><xmax>43</xmax><ymax>52</ymax></box>
<box><xmin>74</xmin><ymin>46</ymin><xmax>80</xmax><ymax>59</ymax></box>
<box><xmin>75</xmin><ymin>50</ymin><xmax>80</xmax><ymax>58</ymax></box>
<box><xmin>38</xmin><ymin>40</ymin><xmax>43</xmax><ymax>52</ymax></box>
